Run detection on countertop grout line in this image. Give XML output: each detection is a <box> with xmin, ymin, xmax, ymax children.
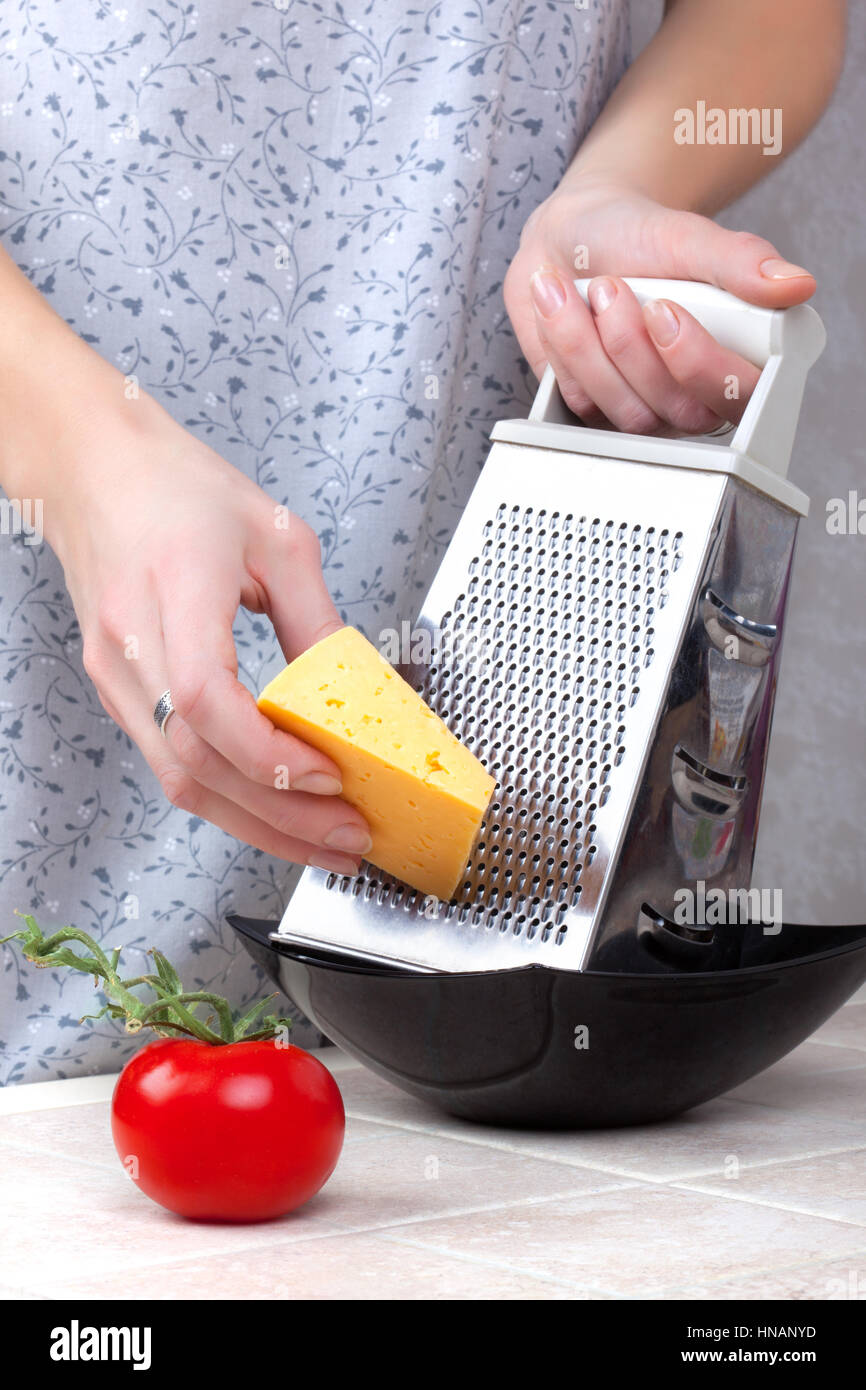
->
<box><xmin>365</xmin><ymin>1216</ymin><xmax>866</xmax><ymax>1302</ymax></box>
<box><xmin>733</xmin><ymin>1060</ymin><xmax>866</xmax><ymax>1080</ymax></box>
<box><xmin>315</xmin><ymin>1178</ymin><xmax>653</xmax><ymax>1239</ymax></box>
<box><xmin>669</xmin><ymin>1179</ymin><xmax>866</xmax><ymax>1229</ymax></box>
<box><xmin>0</xmin><ymin>1119</ymin><xmax>394</xmax><ymax>1167</ymax></box>
<box><xmin>18</xmin><ymin>1137</ymin><xmax>865</xmax><ymax>1263</ymax></box>
<box><xmin>342</xmin><ymin>1106</ymin><xmax>866</xmax><ymax>1181</ymax></box>
<box><xmin>4</xmin><ymin>1180</ymin><xmax>652</xmax><ymax>1288</ymax></box>
<box><xmin>672</xmin><ymin>1141</ymin><xmax>866</xmax><ymax>1177</ymax></box>
<box><xmin>5</xmin><ymin>1139</ymin><xmax>866</xmax><ymax>1296</ymax></box>
<box><xmin>6</xmin><ymin>1219</ymin><xmax>380</xmax><ymax>1286</ymax></box>
<box><xmin>31</xmin><ymin>1117</ymin><xmax>865</xmax><ymax>1255</ymax></box>
<box><xmin>12</xmin><ymin>1220</ymin><xmax>866</xmax><ymax>1304</ymax></box>
<box><xmin>13</xmin><ymin>1240</ymin><xmax>616</xmax><ymax>1303</ymax></box>
<box><xmin>354</xmin><ymin>1203</ymin><xmax>866</xmax><ymax>1301</ymax></box>
<box><xmin>1</xmin><ymin>1166</ymin><xmax>650</xmax><ymax>1282</ymax></box>
<box><xmin>4</xmin><ymin>1101</ymin><xmax>864</xmax><ymax>1189</ymax></box>
<box><xmin>315</xmin><ymin>1172</ymin><xmax>866</xmax><ymax>1245</ymax></box>
<box><xmin>0</xmin><ymin>1136</ymin><xmax>122</xmax><ymax>1175</ymax></box>
<box><xmin>723</xmin><ymin>1090</ymin><xmax>866</xmax><ymax>1120</ymax></box>
<box><xmin>365</xmin><ymin>1226</ymin><xmax>629</xmax><ymax>1299</ymax></box>
<box><xmin>2</xmin><ymin>1193</ymin><xmax>636</xmax><ymax>1297</ymax></box>
<box><xmin>0</xmin><ymin>1123</ymin><xmax>651</xmax><ymax>1220</ymax></box>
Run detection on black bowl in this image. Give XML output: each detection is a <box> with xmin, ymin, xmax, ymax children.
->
<box><xmin>228</xmin><ymin>914</ymin><xmax>866</xmax><ymax>1129</ymax></box>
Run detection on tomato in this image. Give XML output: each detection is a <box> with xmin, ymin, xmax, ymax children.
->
<box><xmin>111</xmin><ymin>1038</ymin><xmax>345</xmax><ymax>1222</ymax></box>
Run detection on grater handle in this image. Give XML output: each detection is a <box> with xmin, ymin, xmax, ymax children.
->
<box><xmin>568</xmin><ymin>277</ymin><xmax>826</xmax><ymax>480</ymax></box>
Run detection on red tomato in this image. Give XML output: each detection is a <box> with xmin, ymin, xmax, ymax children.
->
<box><xmin>111</xmin><ymin>1039</ymin><xmax>345</xmax><ymax>1222</ymax></box>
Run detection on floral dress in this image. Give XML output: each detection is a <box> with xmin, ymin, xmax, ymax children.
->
<box><xmin>0</xmin><ymin>0</ymin><xmax>629</xmax><ymax>1082</ymax></box>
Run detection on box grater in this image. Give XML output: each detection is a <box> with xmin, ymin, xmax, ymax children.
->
<box><xmin>272</xmin><ymin>278</ymin><xmax>825</xmax><ymax>976</ymax></box>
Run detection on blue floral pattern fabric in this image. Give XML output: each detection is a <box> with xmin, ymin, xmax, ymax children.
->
<box><xmin>0</xmin><ymin>0</ymin><xmax>629</xmax><ymax>1082</ymax></box>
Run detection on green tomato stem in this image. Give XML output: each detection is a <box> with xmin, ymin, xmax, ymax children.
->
<box><xmin>1</xmin><ymin>911</ymin><xmax>292</xmax><ymax>1045</ymax></box>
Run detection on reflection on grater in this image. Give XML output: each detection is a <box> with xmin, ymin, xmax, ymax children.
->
<box><xmin>274</xmin><ymin>278</ymin><xmax>826</xmax><ymax>975</ymax></box>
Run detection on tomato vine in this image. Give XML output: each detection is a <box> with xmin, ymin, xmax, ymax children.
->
<box><xmin>2</xmin><ymin>911</ymin><xmax>292</xmax><ymax>1045</ymax></box>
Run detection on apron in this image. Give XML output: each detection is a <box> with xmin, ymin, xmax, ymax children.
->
<box><xmin>0</xmin><ymin>0</ymin><xmax>629</xmax><ymax>1082</ymax></box>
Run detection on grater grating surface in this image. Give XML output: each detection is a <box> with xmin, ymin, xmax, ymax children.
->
<box><xmin>375</xmin><ymin>505</ymin><xmax>682</xmax><ymax>942</ymax></box>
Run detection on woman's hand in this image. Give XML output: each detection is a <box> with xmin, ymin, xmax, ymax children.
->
<box><xmin>0</xmin><ymin>242</ymin><xmax>368</xmax><ymax>873</ymax></box>
<box><xmin>48</xmin><ymin>394</ymin><xmax>371</xmax><ymax>874</ymax></box>
<box><xmin>505</xmin><ymin>178</ymin><xmax>817</xmax><ymax>435</ymax></box>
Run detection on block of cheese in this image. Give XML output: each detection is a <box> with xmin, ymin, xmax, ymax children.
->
<box><xmin>257</xmin><ymin>626</ymin><xmax>496</xmax><ymax>900</ymax></box>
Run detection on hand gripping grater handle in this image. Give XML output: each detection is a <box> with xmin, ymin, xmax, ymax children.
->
<box><xmin>528</xmin><ymin>277</ymin><xmax>826</xmax><ymax>485</ymax></box>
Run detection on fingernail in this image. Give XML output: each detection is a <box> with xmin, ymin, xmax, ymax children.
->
<box><xmin>293</xmin><ymin>772</ymin><xmax>342</xmax><ymax>795</ymax></box>
<box><xmin>324</xmin><ymin>823</ymin><xmax>373</xmax><ymax>854</ymax></box>
<box><xmin>588</xmin><ymin>277</ymin><xmax>616</xmax><ymax>315</ymax></box>
<box><xmin>759</xmin><ymin>257</ymin><xmax>811</xmax><ymax>280</ymax></box>
<box><xmin>644</xmin><ymin>299</ymin><xmax>680</xmax><ymax>346</ymax></box>
<box><xmin>529</xmin><ymin>267</ymin><xmax>566</xmax><ymax>319</ymax></box>
<box><xmin>309</xmin><ymin>850</ymin><xmax>362</xmax><ymax>876</ymax></box>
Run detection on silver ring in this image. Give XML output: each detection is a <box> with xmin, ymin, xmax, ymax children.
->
<box><xmin>153</xmin><ymin>689</ymin><xmax>175</xmax><ymax>738</ymax></box>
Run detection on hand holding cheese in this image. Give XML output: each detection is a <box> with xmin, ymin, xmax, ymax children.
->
<box><xmin>20</xmin><ymin>330</ymin><xmax>373</xmax><ymax>875</ymax></box>
<box><xmin>257</xmin><ymin>627</ymin><xmax>496</xmax><ymax>900</ymax></box>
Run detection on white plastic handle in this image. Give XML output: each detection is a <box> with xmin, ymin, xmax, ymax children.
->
<box><xmin>574</xmin><ymin>277</ymin><xmax>823</xmax><ymax>367</ymax></box>
<box><xmin>568</xmin><ymin>277</ymin><xmax>826</xmax><ymax>478</ymax></box>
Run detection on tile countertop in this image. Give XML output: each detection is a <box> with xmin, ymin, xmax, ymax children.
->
<box><xmin>2</xmin><ymin>991</ymin><xmax>866</xmax><ymax>1302</ymax></box>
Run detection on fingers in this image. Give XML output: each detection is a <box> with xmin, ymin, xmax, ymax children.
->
<box><xmin>525</xmin><ymin>265</ymin><xmax>764</xmax><ymax>433</ymax></box>
<box><xmin>643</xmin><ymin>298</ymin><xmax>762</xmax><ymax>425</ymax></box>
<box><xmin>507</xmin><ymin>188</ymin><xmax>817</xmax><ymax>437</ymax></box>
<box><xmin>160</xmin><ymin>571</ymin><xmax>346</xmax><ymax>795</ymax></box>
<box><xmin>149</xmin><ymin>765</ymin><xmax>363</xmax><ymax>873</ymax></box>
<box><xmin>162</xmin><ymin>712</ymin><xmax>371</xmax><ymax>852</ymax></box>
<box><xmin>650</xmin><ymin>211</ymin><xmax>816</xmax><ymax>309</ymax></box>
<box><xmin>259</xmin><ymin>516</ymin><xmax>345</xmax><ymax>662</ymax></box>
<box><xmin>73</xmin><ymin>444</ymin><xmax>371</xmax><ymax>869</ymax></box>
<box><xmin>529</xmin><ymin>265</ymin><xmax>663</xmax><ymax>433</ymax></box>
<box><xmin>156</xmin><ymin>562</ymin><xmax>371</xmax><ymax>857</ymax></box>
<box><xmin>586</xmin><ymin>278</ymin><xmax>721</xmax><ymax>435</ymax></box>
<box><xmin>504</xmin><ymin>251</ymin><xmax>548</xmax><ymax>384</ymax></box>
<box><xmin>89</xmin><ymin>654</ymin><xmax>367</xmax><ymax>870</ymax></box>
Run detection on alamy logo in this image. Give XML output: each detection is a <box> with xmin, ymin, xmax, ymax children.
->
<box><xmin>49</xmin><ymin>1320</ymin><xmax>152</xmax><ymax>1371</ymax></box>
<box><xmin>0</xmin><ymin>495</ymin><xmax>43</xmax><ymax>546</ymax></box>
<box><xmin>377</xmin><ymin>621</ymin><xmax>490</xmax><ymax>670</ymax></box>
<box><xmin>673</xmin><ymin>880</ymin><xmax>782</xmax><ymax>936</ymax></box>
<box><xmin>674</xmin><ymin>101</ymin><xmax>782</xmax><ymax>157</ymax></box>
<box><xmin>826</xmin><ymin>491</ymin><xmax>866</xmax><ymax>535</ymax></box>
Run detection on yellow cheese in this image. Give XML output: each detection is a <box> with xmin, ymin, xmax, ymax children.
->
<box><xmin>257</xmin><ymin>626</ymin><xmax>496</xmax><ymax>900</ymax></box>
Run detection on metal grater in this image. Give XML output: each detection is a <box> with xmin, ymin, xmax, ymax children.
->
<box><xmin>273</xmin><ymin>279</ymin><xmax>825</xmax><ymax>975</ymax></box>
